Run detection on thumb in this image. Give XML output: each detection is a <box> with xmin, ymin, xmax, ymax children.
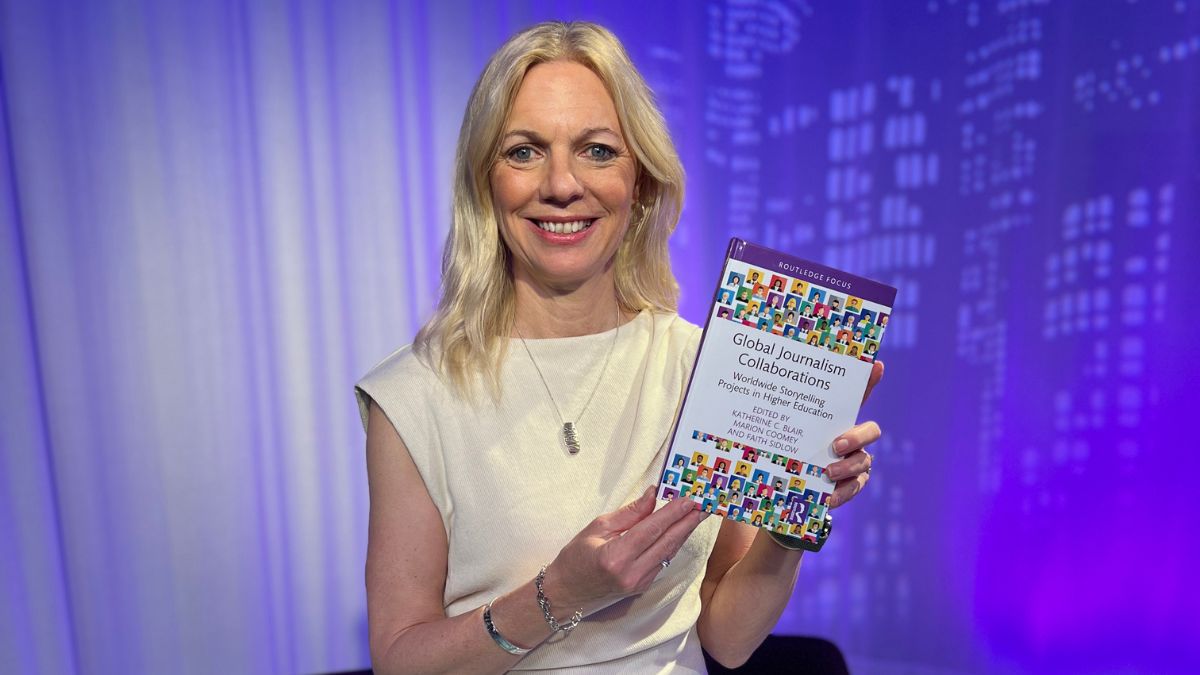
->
<box><xmin>861</xmin><ymin>360</ymin><xmax>884</xmax><ymax>405</ymax></box>
<box><xmin>600</xmin><ymin>485</ymin><xmax>657</xmax><ymax>534</ymax></box>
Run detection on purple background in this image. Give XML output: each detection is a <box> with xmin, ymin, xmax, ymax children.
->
<box><xmin>2</xmin><ymin>1</ymin><xmax>1197</xmax><ymax>674</ymax></box>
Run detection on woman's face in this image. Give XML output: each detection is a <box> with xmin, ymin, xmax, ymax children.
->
<box><xmin>491</xmin><ymin>61</ymin><xmax>638</xmax><ymax>292</ymax></box>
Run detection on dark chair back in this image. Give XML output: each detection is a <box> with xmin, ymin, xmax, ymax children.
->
<box><xmin>704</xmin><ymin>635</ymin><xmax>850</xmax><ymax>674</ymax></box>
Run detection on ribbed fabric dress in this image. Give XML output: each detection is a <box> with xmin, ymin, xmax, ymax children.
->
<box><xmin>355</xmin><ymin>310</ymin><xmax>722</xmax><ymax>673</ymax></box>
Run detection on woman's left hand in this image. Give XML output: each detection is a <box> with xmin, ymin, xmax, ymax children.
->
<box><xmin>826</xmin><ymin>360</ymin><xmax>884</xmax><ymax>509</ymax></box>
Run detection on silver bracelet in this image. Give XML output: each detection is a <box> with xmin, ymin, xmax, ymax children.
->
<box><xmin>534</xmin><ymin>566</ymin><xmax>584</xmax><ymax>634</ymax></box>
<box><xmin>483</xmin><ymin>598</ymin><xmax>531</xmax><ymax>655</ymax></box>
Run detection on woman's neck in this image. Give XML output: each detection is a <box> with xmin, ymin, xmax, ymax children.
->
<box><xmin>511</xmin><ymin>272</ymin><xmax>628</xmax><ymax>339</ymax></box>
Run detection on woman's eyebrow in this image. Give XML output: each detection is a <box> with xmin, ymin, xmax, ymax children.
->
<box><xmin>576</xmin><ymin>126</ymin><xmax>620</xmax><ymax>140</ymax></box>
<box><xmin>501</xmin><ymin>129</ymin><xmax>546</xmax><ymax>143</ymax></box>
<box><xmin>500</xmin><ymin>127</ymin><xmax>622</xmax><ymax>143</ymax></box>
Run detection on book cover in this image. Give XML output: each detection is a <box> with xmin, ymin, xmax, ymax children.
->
<box><xmin>658</xmin><ymin>238</ymin><xmax>898</xmax><ymax>544</ymax></box>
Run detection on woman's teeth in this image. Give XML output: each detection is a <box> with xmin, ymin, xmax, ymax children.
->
<box><xmin>534</xmin><ymin>220</ymin><xmax>593</xmax><ymax>234</ymax></box>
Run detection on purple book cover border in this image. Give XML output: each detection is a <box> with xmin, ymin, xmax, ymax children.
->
<box><xmin>730</xmin><ymin>239</ymin><xmax>898</xmax><ymax>307</ymax></box>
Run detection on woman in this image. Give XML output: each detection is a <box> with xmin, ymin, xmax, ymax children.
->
<box><xmin>355</xmin><ymin>21</ymin><xmax>881</xmax><ymax>673</ymax></box>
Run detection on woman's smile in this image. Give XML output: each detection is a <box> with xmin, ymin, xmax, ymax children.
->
<box><xmin>526</xmin><ymin>216</ymin><xmax>598</xmax><ymax>240</ymax></box>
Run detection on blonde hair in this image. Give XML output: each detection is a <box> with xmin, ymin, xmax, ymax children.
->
<box><xmin>414</xmin><ymin>21</ymin><xmax>685</xmax><ymax>396</ymax></box>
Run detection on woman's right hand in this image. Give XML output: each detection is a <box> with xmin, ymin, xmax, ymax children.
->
<box><xmin>539</xmin><ymin>486</ymin><xmax>709</xmax><ymax>615</ymax></box>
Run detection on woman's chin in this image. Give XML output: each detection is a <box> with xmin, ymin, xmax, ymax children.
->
<box><xmin>520</xmin><ymin>263</ymin><xmax>614</xmax><ymax>293</ymax></box>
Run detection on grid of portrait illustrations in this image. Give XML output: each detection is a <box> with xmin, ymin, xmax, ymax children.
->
<box><xmin>713</xmin><ymin>263</ymin><xmax>891</xmax><ymax>361</ymax></box>
<box><xmin>660</xmin><ymin>430</ymin><xmax>832</xmax><ymax>544</ymax></box>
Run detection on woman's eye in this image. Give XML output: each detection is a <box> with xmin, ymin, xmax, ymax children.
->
<box><xmin>586</xmin><ymin>144</ymin><xmax>616</xmax><ymax>161</ymax></box>
<box><xmin>507</xmin><ymin>146</ymin><xmax>535</xmax><ymax>162</ymax></box>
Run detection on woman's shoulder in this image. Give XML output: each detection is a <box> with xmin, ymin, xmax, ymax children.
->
<box><xmin>644</xmin><ymin>310</ymin><xmax>703</xmax><ymax>364</ymax></box>
<box><xmin>357</xmin><ymin>343</ymin><xmax>439</xmax><ymax>390</ymax></box>
<box><xmin>354</xmin><ymin>343</ymin><xmax>444</xmax><ymax>433</ymax></box>
<box><xmin>657</xmin><ymin>310</ymin><xmax>701</xmax><ymax>339</ymax></box>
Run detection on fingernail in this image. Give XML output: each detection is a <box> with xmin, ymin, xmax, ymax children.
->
<box><xmin>825</xmin><ymin>466</ymin><xmax>838</xmax><ymax>481</ymax></box>
<box><xmin>833</xmin><ymin>439</ymin><xmax>849</xmax><ymax>454</ymax></box>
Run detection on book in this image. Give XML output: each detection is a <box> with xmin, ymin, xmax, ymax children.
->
<box><xmin>658</xmin><ymin>238</ymin><xmax>898</xmax><ymax>545</ymax></box>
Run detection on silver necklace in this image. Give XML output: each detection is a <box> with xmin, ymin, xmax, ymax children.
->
<box><xmin>515</xmin><ymin>307</ymin><xmax>620</xmax><ymax>455</ymax></box>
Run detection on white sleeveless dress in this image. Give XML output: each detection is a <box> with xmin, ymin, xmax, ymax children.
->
<box><xmin>355</xmin><ymin>310</ymin><xmax>722</xmax><ymax>672</ymax></box>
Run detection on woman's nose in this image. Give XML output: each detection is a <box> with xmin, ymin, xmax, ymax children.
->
<box><xmin>540</xmin><ymin>153</ymin><xmax>584</xmax><ymax>205</ymax></box>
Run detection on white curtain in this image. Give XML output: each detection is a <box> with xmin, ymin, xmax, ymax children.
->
<box><xmin>0</xmin><ymin>0</ymin><xmax>491</xmax><ymax>671</ymax></box>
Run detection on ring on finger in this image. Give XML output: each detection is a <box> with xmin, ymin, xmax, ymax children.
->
<box><xmin>865</xmin><ymin>451</ymin><xmax>873</xmax><ymax>474</ymax></box>
<box><xmin>660</xmin><ymin>558</ymin><xmax>671</xmax><ymax>570</ymax></box>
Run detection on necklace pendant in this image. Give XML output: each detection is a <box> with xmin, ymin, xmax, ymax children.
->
<box><xmin>563</xmin><ymin>422</ymin><xmax>581</xmax><ymax>454</ymax></box>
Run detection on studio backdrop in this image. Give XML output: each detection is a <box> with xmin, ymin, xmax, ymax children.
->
<box><xmin>1</xmin><ymin>1</ymin><xmax>1197</xmax><ymax>674</ymax></box>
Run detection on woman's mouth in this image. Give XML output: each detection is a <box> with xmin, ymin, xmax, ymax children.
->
<box><xmin>530</xmin><ymin>219</ymin><xmax>596</xmax><ymax>234</ymax></box>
